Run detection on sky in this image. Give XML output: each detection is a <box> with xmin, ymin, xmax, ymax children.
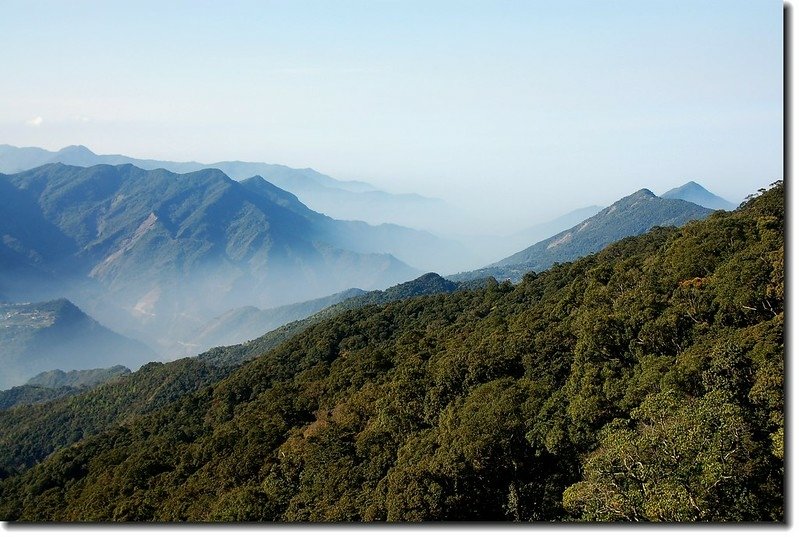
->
<box><xmin>0</xmin><ymin>0</ymin><xmax>783</xmax><ymax>232</ymax></box>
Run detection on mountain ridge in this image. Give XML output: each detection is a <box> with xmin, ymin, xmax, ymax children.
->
<box><xmin>0</xmin><ymin>163</ymin><xmax>424</xmax><ymax>355</ymax></box>
<box><xmin>450</xmin><ymin>187</ymin><xmax>713</xmax><ymax>283</ymax></box>
<box><xmin>0</xmin><ymin>144</ymin><xmax>450</xmax><ymax>232</ymax></box>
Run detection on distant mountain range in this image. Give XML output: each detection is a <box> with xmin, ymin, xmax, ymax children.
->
<box><xmin>0</xmin><ymin>163</ymin><xmax>448</xmax><ymax>354</ymax></box>
<box><xmin>186</xmin><ymin>181</ymin><xmax>720</xmax><ymax>352</ymax></box>
<box><xmin>0</xmin><ymin>299</ymin><xmax>154</xmax><ymax>389</ymax></box>
<box><xmin>0</xmin><ymin>149</ymin><xmax>737</xmax><ymax>371</ymax></box>
<box><xmin>451</xmin><ymin>187</ymin><xmax>714</xmax><ymax>282</ymax></box>
<box><xmin>238</xmin><ymin>175</ymin><xmax>478</xmax><ymax>274</ymax></box>
<box><xmin>0</xmin><ymin>144</ymin><xmax>454</xmax><ymax>234</ymax></box>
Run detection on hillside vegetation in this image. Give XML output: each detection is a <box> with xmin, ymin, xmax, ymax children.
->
<box><xmin>0</xmin><ymin>273</ymin><xmax>467</xmax><ymax>478</ymax></box>
<box><xmin>0</xmin><ymin>366</ymin><xmax>131</xmax><ymax>411</ymax></box>
<box><xmin>0</xmin><ymin>183</ymin><xmax>783</xmax><ymax>521</ymax></box>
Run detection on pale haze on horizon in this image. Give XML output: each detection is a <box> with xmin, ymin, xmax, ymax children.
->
<box><xmin>0</xmin><ymin>0</ymin><xmax>783</xmax><ymax>235</ymax></box>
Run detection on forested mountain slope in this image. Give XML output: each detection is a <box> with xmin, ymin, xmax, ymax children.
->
<box><xmin>0</xmin><ymin>183</ymin><xmax>783</xmax><ymax>522</ymax></box>
<box><xmin>0</xmin><ymin>273</ymin><xmax>467</xmax><ymax>478</ymax></box>
<box><xmin>0</xmin><ymin>366</ymin><xmax>131</xmax><ymax>411</ymax></box>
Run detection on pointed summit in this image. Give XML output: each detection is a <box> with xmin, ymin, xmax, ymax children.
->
<box><xmin>627</xmin><ymin>188</ymin><xmax>658</xmax><ymax>200</ymax></box>
<box><xmin>58</xmin><ymin>144</ymin><xmax>94</xmax><ymax>154</ymax></box>
<box><xmin>611</xmin><ymin>188</ymin><xmax>659</xmax><ymax>210</ymax></box>
<box><xmin>661</xmin><ymin>181</ymin><xmax>735</xmax><ymax>211</ymax></box>
<box><xmin>49</xmin><ymin>145</ymin><xmax>99</xmax><ymax>167</ymax></box>
<box><xmin>633</xmin><ymin>188</ymin><xmax>657</xmax><ymax>197</ymax></box>
<box><xmin>240</xmin><ymin>174</ymin><xmax>310</xmax><ymax>214</ymax></box>
<box><xmin>467</xmin><ymin>187</ymin><xmax>714</xmax><ymax>280</ymax></box>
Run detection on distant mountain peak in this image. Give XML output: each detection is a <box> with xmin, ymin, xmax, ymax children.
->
<box><xmin>383</xmin><ymin>272</ymin><xmax>458</xmax><ymax>295</ymax></box>
<box><xmin>629</xmin><ymin>188</ymin><xmax>657</xmax><ymax>199</ymax></box>
<box><xmin>473</xmin><ymin>186</ymin><xmax>713</xmax><ymax>277</ymax></box>
<box><xmin>58</xmin><ymin>145</ymin><xmax>95</xmax><ymax>155</ymax></box>
<box><xmin>414</xmin><ymin>272</ymin><xmax>448</xmax><ymax>284</ymax></box>
<box><xmin>669</xmin><ymin>181</ymin><xmax>708</xmax><ymax>194</ymax></box>
<box><xmin>612</xmin><ymin>188</ymin><xmax>658</xmax><ymax>209</ymax></box>
<box><xmin>661</xmin><ymin>181</ymin><xmax>735</xmax><ymax>211</ymax></box>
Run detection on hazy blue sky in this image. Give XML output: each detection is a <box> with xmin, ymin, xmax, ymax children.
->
<box><xmin>0</xmin><ymin>0</ymin><xmax>783</xmax><ymax>231</ymax></box>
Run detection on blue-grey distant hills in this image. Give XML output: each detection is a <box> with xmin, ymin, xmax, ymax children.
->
<box><xmin>0</xmin><ymin>163</ymin><xmax>438</xmax><ymax>355</ymax></box>
<box><xmin>238</xmin><ymin>175</ymin><xmax>476</xmax><ymax>274</ymax></box>
<box><xmin>182</xmin><ymin>287</ymin><xmax>367</xmax><ymax>356</ymax></box>
<box><xmin>0</xmin><ymin>299</ymin><xmax>154</xmax><ymax>389</ymax></box>
<box><xmin>0</xmin><ymin>144</ymin><xmax>454</xmax><ymax>235</ymax></box>
<box><xmin>661</xmin><ymin>181</ymin><xmax>737</xmax><ymax>211</ymax></box>
<box><xmin>450</xmin><ymin>188</ymin><xmax>714</xmax><ymax>282</ymax></box>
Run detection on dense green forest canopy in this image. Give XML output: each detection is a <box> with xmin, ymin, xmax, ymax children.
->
<box><xmin>0</xmin><ymin>183</ymin><xmax>784</xmax><ymax>522</ymax></box>
<box><xmin>0</xmin><ymin>273</ymin><xmax>471</xmax><ymax>476</ymax></box>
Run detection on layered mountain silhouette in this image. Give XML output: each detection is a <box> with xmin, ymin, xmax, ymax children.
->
<box><xmin>0</xmin><ymin>144</ymin><xmax>453</xmax><ymax>234</ymax></box>
<box><xmin>0</xmin><ymin>163</ymin><xmax>437</xmax><ymax>354</ymax></box>
<box><xmin>451</xmin><ymin>188</ymin><xmax>713</xmax><ymax>282</ymax></box>
<box><xmin>0</xmin><ymin>299</ymin><xmax>155</xmax><ymax>389</ymax></box>
<box><xmin>183</xmin><ymin>287</ymin><xmax>367</xmax><ymax>355</ymax></box>
<box><xmin>661</xmin><ymin>180</ymin><xmax>736</xmax><ymax>210</ymax></box>
<box><xmin>238</xmin><ymin>175</ymin><xmax>477</xmax><ymax>274</ymax></box>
